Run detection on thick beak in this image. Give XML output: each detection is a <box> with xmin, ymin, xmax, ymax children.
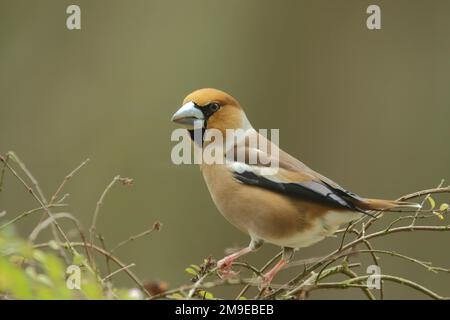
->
<box><xmin>171</xmin><ymin>101</ymin><xmax>205</xmax><ymax>129</ymax></box>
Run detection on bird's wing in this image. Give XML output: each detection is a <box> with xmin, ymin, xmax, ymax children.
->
<box><xmin>227</xmin><ymin>131</ymin><xmax>370</xmax><ymax>213</ymax></box>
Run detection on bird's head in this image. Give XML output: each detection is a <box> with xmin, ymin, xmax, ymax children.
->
<box><xmin>171</xmin><ymin>89</ymin><xmax>252</xmax><ymax>142</ymax></box>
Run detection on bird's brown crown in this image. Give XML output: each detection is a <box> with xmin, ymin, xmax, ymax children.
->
<box><xmin>183</xmin><ymin>88</ymin><xmax>240</xmax><ymax>109</ymax></box>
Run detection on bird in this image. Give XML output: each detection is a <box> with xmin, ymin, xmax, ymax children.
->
<box><xmin>171</xmin><ymin>88</ymin><xmax>420</xmax><ymax>288</ymax></box>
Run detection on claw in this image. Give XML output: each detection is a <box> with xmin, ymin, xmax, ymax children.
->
<box><xmin>217</xmin><ymin>257</ymin><xmax>239</xmax><ymax>279</ymax></box>
<box><xmin>215</xmin><ymin>245</ymin><xmax>255</xmax><ymax>280</ymax></box>
<box><xmin>258</xmin><ymin>258</ymin><xmax>287</xmax><ymax>291</ymax></box>
<box><xmin>217</xmin><ymin>268</ymin><xmax>240</xmax><ymax>279</ymax></box>
<box><xmin>258</xmin><ymin>273</ymin><xmax>273</xmax><ymax>291</ymax></box>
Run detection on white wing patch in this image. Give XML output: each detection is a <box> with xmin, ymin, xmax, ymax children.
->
<box><xmin>227</xmin><ymin>161</ymin><xmax>281</xmax><ymax>180</ymax></box>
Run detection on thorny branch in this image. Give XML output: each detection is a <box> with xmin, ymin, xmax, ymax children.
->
<box><xmin>0</xmin><ymin>153</ymin><xmax>155</xmax><ymax>299</ymax></box>
<box><xmin>0</xmin><ymin>151</ymin><xmax>449</xmax><ymax>300</ymax></box>
<box><xmin>162</xmin><ymin>183</ymin><xmax>450</xmax><ymax>300</ymax></box>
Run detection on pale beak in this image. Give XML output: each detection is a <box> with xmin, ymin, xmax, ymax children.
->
<box><xmin>171</xmin><ymin>101</ymin><xmax>205</xmax><ymax>129</ymax></box>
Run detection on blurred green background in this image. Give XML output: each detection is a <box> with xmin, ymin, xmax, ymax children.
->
<box><xmin>0</xmin><ymin>0</ymin><xmax>449</xmax><ymax>299</ymax></box>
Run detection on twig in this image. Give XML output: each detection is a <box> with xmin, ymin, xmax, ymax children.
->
<box><xmin>102</xmin><ymin>263</ymin><xmax>136</xmax><ymax>281</ymax></box>
<box><xmin>153</xmin><ymin>263</ymin><xmax>361</xmax><ymax>300</ymax></box>
<box><xmin>340</xmin><ymin>266</ymin><xmax>375</xmax><ymax>300</ymax></box>
<box><xmin>236</xmin><ymin>251</ymin><xmax>282</xmax><ymax>300</ymax></box>
<box><xmin>34</xmin><ymin>241</ymin><xmax>151</xmax><ymax>298</ymax></box>
<box><xmin>0</xmin><ymin>204</ymin><xmax>68</xmax><ymax>230</ymax></box>
<box><xmin>360</xmin><ymin>239</ymin><xmax>383</xmax><ymax>299</ymax></box>
<box><xmin>111</xmin><ymin>221</ymin><xmax>161</xmax><ymax>252</ymax></box>
<box><xmin>268</xmin><ymin>224</ymin><xmax>450</xmax><ymax>299</ymax></box>
<box><xmin>398</xmin><ymin>185</ymin><xmax>450</xmax><ymax>201</ymax></box>
<box><xmin>188</xmin><ymin>267</ymin><xmax>218</xmax><ymax>298</ymax></box>
<box><xmin>29</xmin><ymin>212</ymin><xmax>81</xmax><ymax>241</ymax></box>
<box><xmin>411</xmin><ymin>180</ymin><xmax>444</xmax><ymax>226</ymax></box>
<box><xmin>6</xmin><ymin>152</ymin><xmax>68</xmax><ymax>257</ymax></box>
<box><xmin>56</xmin><ymin>193</ymin><xmax>70</xmax><ymax>204</ymax></box>
<box><xmin>310</xmin><ymin>275</ymin><xmax>449</xmax><ymax>300</ymax></box>
<box><xmin>354</xmin><ymin>249</ymin><xmax>449</xmax><ymax>273</ymax></box>
<box><xmin>49</xmin><ymin>158</ymin><xmax>90</xmax><ymax>205</ymax></box>
<box><xmin>150</xmin><ymin>277</ymin><xmax>257</xmax><ymax>300</ymax></box>
<box><xmin>0</xmin><ymin>156</ymin><xmax>76</xmax><ymax>253</ymax></box>
<box><xmin>90</xmin><ymin>175</ymin><xmax>121</xmax><ymax>240</ymax></box>
<box><xmin>7</xmin><ymin>151</ymin><xmax>48</xmax><ymax>204</ymax></box>
<box><xmin>361</xmin><ymin>182</ymin><xmax>449</xmax><ymax>232</ymax></box>
<box><xmin>284</xmin><ymin>263</ymin><xmax>362</xmax><ymax>297</ymax></box>
<box><xmin>0</xmin><ymin>153</ymin><xmax>10</xmax><ymax>192</ymax></box>
<box><xmin>98</xmin><ymin>234</ymin><xmax>112</xmax><ymax>278</ymax></box>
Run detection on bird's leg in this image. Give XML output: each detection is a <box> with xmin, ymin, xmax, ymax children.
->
<box><xmin>260</xmin><ymin>247</ymin><xmax>294</xmax><ymax>289</ymax></box>
<box><xmin>217</xmin><ymin>238</ymin><xmax>263</xmax><ymax>279</ymax></box>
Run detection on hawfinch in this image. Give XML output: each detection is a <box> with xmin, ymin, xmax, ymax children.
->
<box><xmin>171</xmin><ymin>88</ymin><xmax>420</xmax><ymax>287</ymax></box>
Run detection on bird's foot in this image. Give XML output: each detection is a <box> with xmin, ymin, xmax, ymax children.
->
<box><xmin>217</xmin><ymin>257</ymin><xmax>239</xmax><ymax>279</ymax></box>
<box><xmin>257</xmin><ymin>258</ymin><xmax>287</xmax><ymax>291</ymax></box>
<box><xmin>258</xmin><ymin>272</ymin><xmax>275</xmax><ymax>291</ymax></box>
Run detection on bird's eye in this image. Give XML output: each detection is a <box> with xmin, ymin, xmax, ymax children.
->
<box><xmin>209</xmin><ymin>103</ymin><xmax>220</xmax><ymax>112</ymax></box>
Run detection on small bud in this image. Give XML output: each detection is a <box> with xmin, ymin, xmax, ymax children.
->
<box><xmin>119</xmin><ymin>177</ymin><xmax>134</xmax><ymax>186</ymax></box>
<box><xmin>153</xmin><ymin>221</ymin><xmax>162</xmax><ymax>231</ymax></box>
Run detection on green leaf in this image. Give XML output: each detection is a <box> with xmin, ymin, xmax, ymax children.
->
<box><xmin>44</xmin><ymin>254</ymin><xmax>65</xmax><ymax>284</ymax></box>
<box><xmin>167</xmin><ymin>293</ymin><xmax>185</xmax><ymax>300</ymax></box>
<box><xmin>433</xmin><ymin>211</ymin><xmax>444</xmax><ymax>220</ymax></box>
<box><xmin>0</xmin><ymin>258</ymin><xmax>33</xmax><ymax>299</ymax></box>
<box><xmin>185</xmin><ymin>267</ymin><xmax>197</xmax><ymax>276</ymax></box>
<box><xmin>190</xmin><ymin>264</ymin><xmax>201</xmax><ymax>271</ymax></box>
<box><xmin>81</xmin><ymin>278</ymin><xmax>104</xmax><ymax>300</ymax></box>
<box><xmin>198</xmin><ymin>290</ymin><xmax>214</xmax><ymax>299</ymax></box>
<box><xmin>440</xmin><ymin>203</ymin><xmax>449</xmax><ymax>212</ymax></box>
<box><xmin>72</xmin><ymin>253</ymin><xmax>85</xmax><ymax>266</ymax></box>
<box><xmin>32</xmin><ymin>250</ymin><xmax>47</xmax><ymax>263</ymax></box>
<box><xmin>427</xmin><ymin>196</ymin><xmax>436</xmax><ymax>210</ymax></box>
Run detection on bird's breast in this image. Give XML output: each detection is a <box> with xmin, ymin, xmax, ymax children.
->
<box><xmin>200</xmin><ymin>163</ymin><xmax>361</xmax><ymax>248</ymax></box>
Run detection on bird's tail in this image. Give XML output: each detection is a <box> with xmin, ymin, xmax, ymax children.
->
<box><xmin>361</xmin><ymin>198</ymin><xmax>422</xmax><ymax>211</ymax></box>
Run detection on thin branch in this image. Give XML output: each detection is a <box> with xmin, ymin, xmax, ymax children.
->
<box><xmin>340</xmin><ymin>266</ymin><xmax>376</xmax><ymax>300</ymax></box>
<box><xmin>312</xmin><ymin>275</ymin><xmax>449</xmax><ymax>300</ymax></box>
<box><xmin>0</xmin><ymin>153</ymin><xmax>10</xmax><ymax>192</ymax></box>
<box><xmin>90</xmin><ymin>175</ymin><xmax>121</xmax><ymax>240</ymax></box>
<box><xmin>56</xmin><ymin>193</ymin><xmax>70</xmax><ymax>204</ymax></box>
<box><xmin>0</xmin><ymin>204</ymin><xmax>67</xmax><ymax>230</ymax></box>
<box><xmin>188</xmin><ymin>267</ymin><xmax>218</xmax><ymax>299</ymax></box>
<box><xmin>398</xmin><ymin>185</ymin><xmax>450</xmax><ymax>201</ymax></box>
<box><xmin>284</xmin><ymin>263</ymin><xmax>362</xmax><ymax>297</ymax></box>
<box><xmin>355</xmin><ymin>249</ymin><xmax>449</xmax><ymax>274</ymax></box>
<box><xmin>362</xmin><ymin>182</ymin><xmax>449</xmax><ymax>232</ymax></box>
<box><xmin>150</xmin><ymin>278</ymin><xmax>255</xmax><ymax>300</ymax></box>
<box><xmin>111</xmin><ymin>221</ymin><xmax>161</xmax><ymax>252</ymax></box>
<box><xmin>102</xmin><ymin>263</ymin><xmax>136</xmax><ymax>282</ymax></box>
<box><xmin>28</xmin><ymin>212</ymin><xmax>81</xmax><ymax>241</ymax></box>
<box><xmin>98</xmin><ymin>234</ymin><xmax>112</xmax><ymax>278</ymax></box>
<box><xmin>7</xmin><ymin>151</ymin><xmax>48</xmax><ymax>204</ymax></box>
<box><xmin>49</xmin><ymin>158</ymin><xmax>90</xmax><ymax>205</ymax></box>
<box><xmin>268</xmin><ymin>224</ymin><xmax>450</xmax><ymax>299</ymax></box>
<box><xmin>236</xmin><ymin>251</ymin><xmax>282</xmax><ymax>300</ymax></box>
<box><xmin>34</xmin><ymin>241</ymin><xmax>151</xmax><ymax>298</ymax></box>
<box><xmin>0</xmin><ymin>156</ymin><xmax>76</xmax><ymax>253</ymax></box>
<box><xmin>411</xmin><ymin>180</ymin><xmax>444</xmax><ymax>226</ymax></box>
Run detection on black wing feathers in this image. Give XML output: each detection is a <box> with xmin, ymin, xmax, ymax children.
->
<box><xmin>233</xmin><ymin>170</ymin><xmax>372</xmax><ymax>216</ymax></box>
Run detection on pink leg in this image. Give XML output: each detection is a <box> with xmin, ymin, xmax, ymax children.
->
<box><xmin>217</xmin><ymin>247</ymin><xmax>252</xmax><ymax>278</ymax></box>
<box><xmin>260</xmin><ymin>258</ymin><xmax>287</xmax><ymax>288</ymax></box>
<box><xmin>217</xmin><ymin>239</ymin><xmax>263</xmax><ymax>279</ymax></box>
<box><xmin>260</xmin><ymin>247</ymin><xmax>294</xmax><ymax>289</ymax></box>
